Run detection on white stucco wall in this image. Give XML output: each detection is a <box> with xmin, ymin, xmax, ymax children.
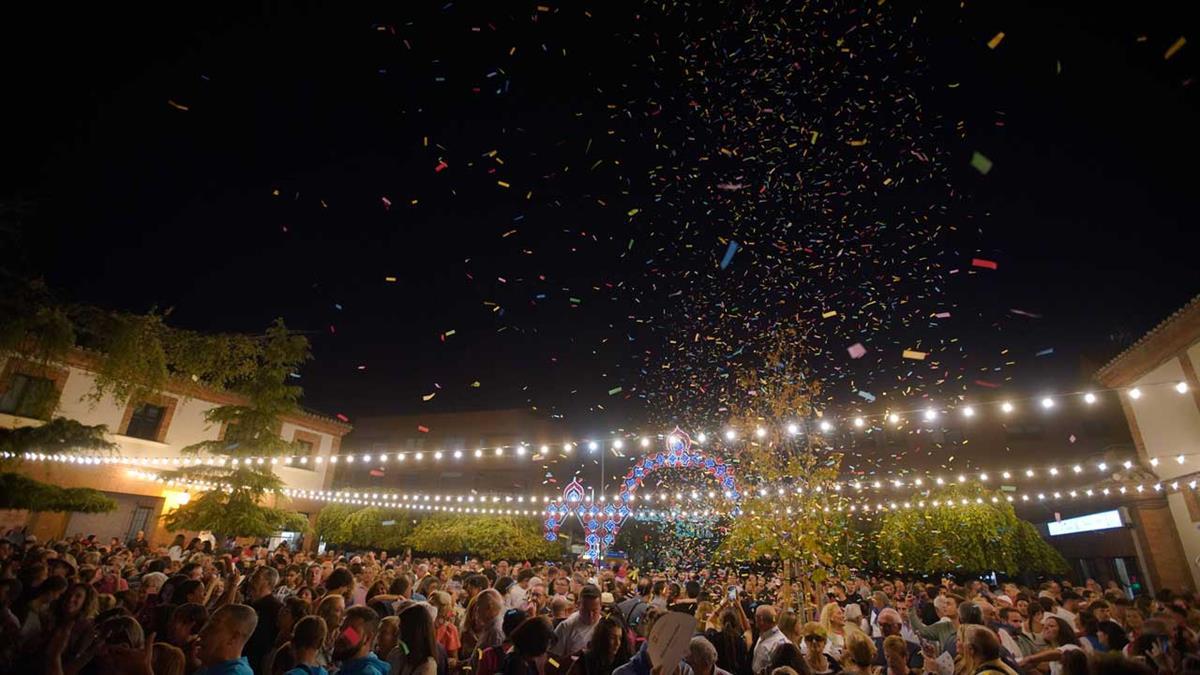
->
<box><xmin>1126</xmin><ymin>352</ymin><xmax>1200</xmax><ymax>588</ymax></box>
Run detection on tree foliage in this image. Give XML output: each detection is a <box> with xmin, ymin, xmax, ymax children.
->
<box><xmin>718</xmin><ymin>332</ymin><xmax>855</xmax><ymax>584</ymax></box>
<box><xmin>315</xmin><ymin>504</ymin><xmax>415</xmax><ymax>550</ymax></box>
<box><xmin>0</xmin><ymin>472</ymin><xmax>117</xmax><ymax>513</ymax></box>
<box><xmin>0</xmin><ymin>419</ymin><xmax>118</xmax><ymax>514</ymax></box>
<box><xmin>404</xmin><ymin>514</ymin><xmax>564</xmax><ymax>560</ymax></box>
<box><xmin>874</xmin><ymin>482</ymin><xmax>1068</xmax><ymax>576</ymax></box>
<box><xmin>161</xmin><ymin>320</ymin><xmax>312</xmax><ymax>537</ymax></box>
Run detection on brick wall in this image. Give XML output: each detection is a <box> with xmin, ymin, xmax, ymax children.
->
<box><xmin>1130</xmin><ymin>497</ymin><xmax>1194</xmax><ymax>593</ymax></box>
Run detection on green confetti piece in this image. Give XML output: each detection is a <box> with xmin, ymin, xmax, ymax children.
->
<box><xmin>608</xmin><ymin>386</ymin><xmax>623</xmax><ymax>395</ymax></box>
<box><xmin>970</xmin><ymin>151</ymin><xmax>994</xmax><ymax>175</ymax></box>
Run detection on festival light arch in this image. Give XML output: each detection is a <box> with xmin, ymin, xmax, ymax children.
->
<box><xmin>542</xmin><ymin>428</ymin><xmax>742</xmax><ymax>559</ymax></box>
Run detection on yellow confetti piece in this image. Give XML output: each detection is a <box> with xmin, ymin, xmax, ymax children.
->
<box><xmin>821</xmin><ymin>310</ymin><xmax>838</xmax><ymax>319</ymax></box>
<box><xmin>903</xmin><ymin>349</ymin><xmax>927</xmax><ymax>360</ymax></box>
<box><xmin>422</xmin><ymin>392</ymin><xmax>436</xmax><ymax>401</ymax></box>
<box><xmin>167</xmin><ymin>99</ymin><xmax>189</xmax><ymax>111</ymax></box>
<box><xmin>987</xmin><ymin>32</ymin><xmax>1005</xmax><ymax>50</ymax></box>
<box><xmin>1165</xmin><ymin>36</ymin><xmax>1186</xmax><ymax>60</ymax></box>
<box><xmin>848</xmin><ymin>139</ymin><xmax>868</xmax><ymax>147</ymax></box>
<box><xmin>384</xmin><ymin>276</ymin><xmax>397</xmax><ymax>282</ymax></box>
<box><xmin>497</xmin><ymin>180</ymin><xmax>510</xmax><ymax>188</ymax></box>
<box><xmin>627</xmin><ymin>208</ymin><xmax>640</xmax><ymax>217</ymax></box>
<box><xmin>810</xmin><ymin>131</ymin><xmax>819</xmax><ymax>144</ymax></box>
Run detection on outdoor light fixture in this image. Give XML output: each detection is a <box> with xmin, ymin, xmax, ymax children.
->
<box><xmin>786</xmin><ymin>423</ymin><xmax>799</xmax><ymax>435</ymax></box>
<box><xmin>962</xmin><ymin>406</ymin><xmax>975</xmax><ymax>417</ymax></box>
<box><xmin>1129</xmin><ymin>388</ymin><xmax>1142</xmax><ymax>399</ymax></box>
<box><xmin>819</xmin><ymin>420</ymin><xmax>832</xmax><ymax>432</ymax></box>
<box><xmin>1001</xmin><ymin>401</ymin><xmax>1014</xmax><ymax>413</ymax></box>
<box><xmin>1177</xmin><ymin>381</ymin><xmax>1190</xmax><ymax>394</ymax></box>
<box><xmin>853</xmin><ymin>417</ymin><xmax>864</xmax><ymax>428</ymax></box>
<box><xmin>1041</xmin><ymin>397</ymin><xmax>1054</xmax><ymax>409</ymax></box>
<box><xmin>1084</xmin><ymin>392</ymin><xmax>1097</xmax><ymax>404</ymax></box>
<box><xmin>924</xmin><ymin>408</ymin><xmax>937</xmax><ymax>422</ymax></box>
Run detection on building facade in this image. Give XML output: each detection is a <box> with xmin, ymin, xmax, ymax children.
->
<box><xmin>0</xmin><ymin>351</ymin><xmax>351</xmax><ymax>547</ymax></box>
<box><xmin>1095</xmin><ymin>294</ymin><xmax>1200</xmax><ymax>592</ymax></box>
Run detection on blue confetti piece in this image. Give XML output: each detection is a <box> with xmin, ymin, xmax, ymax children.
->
<box><xmin>720</xmin><ymin>240</ymin><xmax>740</xmax><ymax>269</ymax></box>
<box><xmin>857</xmin><ymin>390</ymin><xmax>876</xmax><ymax>402</ymax></box>
<box><xmin>1036</xmin><ymin>348</ymin><xmax>1054</xmax><ymax>357</ymax></box>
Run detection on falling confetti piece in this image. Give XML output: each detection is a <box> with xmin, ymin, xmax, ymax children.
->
<box><xmin>821</xmin><ymin>310</ymin><xmax>838</xmax><ymax>319</ymax></box>
<box><xmin>167</xmin><ymin>100</ymin><xmax>189</xmax><ymax>111</ymax></box>
<box><xmin>970</xmin><ymin>151</ymin><xmax>994</xmax><ymax>174</ymax></box>
<box><xmin>384</xmin><ymin>276</ymin><xmax>397</xmax><ymax>282</ymax></box>
<box><xmin>1036</xmin><ymin>347</ymin><xmax>1055</xmax><ymax>357</ymax></box>
<box><xmin>417</xmin><ymin>425</ymin><xmax>429</xmax><ymax>433</ymax></box>
<box><xmin>422</xmin><ymin>392</ymin><xmax>436</xmax><ymax>401</ymax></box>
<box><xmin>336</xmin><ymin>413</ymin><xmax>349</xmax><ymax>422</ymax></box>
<box><xmin>847</xmin><ymin>343</ymin><xmax>867</xmax><ymax>359</ymax></box>
<box><xmin>902</xmin><ymin>349</ymin><xmax>927</xmax><ymax>360</ymax></box>
<box><xmin>971</xmin><ymin>258</ymin><xmax>998</xmax><ymax>270</ymax></box>
<box><xmin>470</xmin><ymin>381</ymin><xmax>481</xmax><ymax>387</ymax></box>
<box><xmin>719</xmin><ymin>241</ymin><xmax>740</xmax><ymax>269</ymax></box>
<box><xmin>1165</xmin><ymin>36</ymin><xmax>1187</xmax><ymax>60</ymax></box>
<box><xmin>987</xmin><ymin>32</ymin><xmax>1005</xmax><ymax>49</ymax></box>
<box><xmin>608</xmin><ymin>386</ymin><xmax>623</xmax><ymax>395</ymax></box>
<box><xmin>497</xmin><ymin>180</ymin><xmax>510</xmax><ymax>188</ymax></box>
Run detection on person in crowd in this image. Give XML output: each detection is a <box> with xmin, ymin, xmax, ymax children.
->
<box><xmin>429</xmin><ymin>590</ymin><xmax>462</xmax><ymax>670</ymax></box>
<box><xmin>195</xmin><ymin>604</ymin><xmax>259</xmax><ymax>675</ymax></box>
<box><xmin>872</xmin><ymin>608</ymin><xmax>919</xmax><ymax>670</ymax></box>
<box><xmin>705</xmin><ymin>600</ymin><xmax>753</xmax><ymax>675</ymax></box>
<box><xmin>1016</xmin><ymin>615</ymin><xmax>1081</xmax><ymax>675</ymax></box>
<box><xmin>334</xmin><ymin>606</ymin><xmax>389</xmax><ymax>675</ymax></box>
<box><xmin>500</xmin><ymin>617</ymin><xmax>558</xmax><ymax>675</ymax></box>
<box><xmin>687</xmin><ymin>635</ymin><xmax>733</xmax><ymax>675</ymax></box>
<box><xmin>799</xmin><ymin>623</ymin><xmax>839</xmax><ymax>675</ymax></box>
<box><xmin>837</xmin><ymin>630</ymin><xmax>874</xmax><ymax>675</ymax></box>
<box><xmin>555</xmin><ymin>583</ymin><xmax>604</xmax><ymax>657</ymax></box>
<box><xmin>907</xmin><ymin>593</ymin><xmax>959</xmax><ymax>652</ymax></box>
<box><xmin>962</xmin><ymin>625</ymin><xmax>1018</xmax><ymax>675</ymax></box>
<box><xmin>567</xmin><ymin>616</ymin><xmax>631</xmax><ymax>675</ymax></box>
<box><xmin>388</xmin><ymin>603</ymin><xmax>438</xmax><ymax>675</ymax></box>
<box><xmin>314</xmin><ymin>593</ymin><xmax>346</xmax><ymax>669</ymax></box>
<box><xmin>817</xmin><ymin>603</ymin><xmax>849</xmax><ymax>660</ymax></box>
<box><xmin>753</xmin><ymin>605</ymin><xmax>789</xmax><ymax>675</ymax></box>
<box><xmin>282</xmin><ymin>615</ymin><xmax>329</xmax><ymax>675</ymax></box>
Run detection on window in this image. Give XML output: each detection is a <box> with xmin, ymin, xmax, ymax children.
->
<box><xmin>126</xmin><ymin>403</ymin><xmax>167</xmax><ymax>440</ymax></box>
<box><xmin>294</xmin><ymin>439</ymin><xmax>315</xmax><ymax>470</ymax></box>
<box><xmin>0</xmin><ymin>373</ymin><xmax>57</xmax><ymax>418</ymax></box>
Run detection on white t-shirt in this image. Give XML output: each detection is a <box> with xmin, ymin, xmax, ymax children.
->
<box><xmin>1048</xmin><ymin>644</ymin><xmax>1081</xmax><ymax>675</ymax></box>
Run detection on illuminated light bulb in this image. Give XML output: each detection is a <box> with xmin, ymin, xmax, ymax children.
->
<box><xmin>924</xmin><ymin>408</ymin><xmax>938</xmax><ymax>422</ymax></box>
<box><xmin>563</xmin><ymin>443</ymin><xmax>573</xmax><ymax>453</ymax></box>
<box><xmin>1049</xmin><ymin>467</ymin><xmax>1059</xmax><ymax>476</ymax></box>
<box><xmin>853</xmin><ymin>417</ymin><xmax>865</xmax><ymax>428</ymax></box>
<box><xmin>1001</xmin><ymin>402</ymin><xmax>1014</xmax><ymax>413</ymax></box>
<box><xmin>914</xmin><ymin>478</ymin><xmax>923</xmax><ymax>486</ymax></box>
<box><xmin>1025</xmin><ymin>468</ymin><xmax>1035</xmax><ymax>477</ymax></box>
<box><xmin>588</xmin><ymin>441</ymin><xmax>599</xmax><ymax>452</ymax></box>
<box><xmin>980</xmin><ymin>473</ymin><xmax>989</xmax><ymax>481</ymax></box>
<box><xmin>724</xmin><ymin>429</ymin><xmax>736</xmax><ymax>441</ymax></box>
<box><xmin>935</xmin><ymin>477</ymin><xmax>945</xmax><ymax>485</ymax></box>
<box><xmin>1041</xmin><ymin>397</ymin><xmax>1055</xmax><ymax>409</ymax></box>
<box><xmin>414</xmin><ymin>452</ymin><xmax>423</xmax><ymax>461</ymax></box>
<box><xmin>494</xmin><ymin>447</ymin><xmax>503</xmax><ymax>456</ymax></box>
<box><xmin>957</xmin><ymin>474</ymin><xmax>966</xmax><ymax>483</ymax></box>
<box><xmin>1177</xmin><ymin>455</ymin><xmax>1186</xmax><ymax>464</ymax></box>
<box><xmin>1123</xmin><ymin>460</ymin><xmax>1132</xmax><ymax>469</ymax></box>
<box><xmin>1176</xmin><ymin>381</ymin><xmax>1189</xmax><ymax>394</ymax></box>
<box><xmin>888</xmin><ymin>413</ymin><xmax>900</xmax><ymax>424</ymax></box>
<box><xmin>962</xmin><ymin>406</ymin><xmax>975</xmax><ymax>418</ymax></box>
<box><xmin>753</xmin><ymin>427</ymin><xmax>766</xmax><ymax>439</ymax></box>
<box><xmin>517</xmin><ymin>446</ymin><xmax>527</xmax><ymax>456</ymax></box>
<box><xmin>696</xmin><ymin>433</ymin><xmax>706</xmax><ymax>443</ymax></box>
<box><xmin>1129</xmin><ymin>388</ymin><xmax>1142</xmax><ymax>400</ymax></box>
<box><xmin>474</xmin><ymin>449</ymin><xmax>483</xmax><ymax>458</ymax></box>
<box><xmin>786</xmin><ymin>423</ymin><xmax>799</xmax><ymax>435</ymax></box>
<box><xmin>613</xmin><ymin>439</ymin><xmax>624</xmax><ymax>450</ymax></box>
<box><xmin>1072</xmin><ymin>465</ymin><xmax>1082</xmax><ymax>473</ymax></box>
<box><xmin>1150</xmin><ymin>457</ymin><xmax>1159</xmax><ymax>467</ymax></box>
<box><xmin>819</xmin><ymin>420</ymin><xmax>833</xmax><ymax>432</ymax></box>
<box><xmin>1084</xmin><ymin>392</ymin><xmax>1096</xmax><ymax>404</ymax></box>
<box><xmin>453</xmin><ymin>450</ymin><xmax>463</xmax><ymax>459</ymax></box>
<box><xmin>1021</xmin><ymin>495</ymin><xmax>1029</xmax><ymax>501</ymax></box>
<box><xmin>433</xmin><ymin>451</ymin><xmax>443</xmax><ymax>460</ymax></box>
<box><xmin>640</xmin><ymin>437</ymin><xmax>650</xmax><ymax>448</ymax></box>
<box><xmin>1098</xmin><ymin>462</ymin><xmax>1107</xmax><ymax>471</ymax></box>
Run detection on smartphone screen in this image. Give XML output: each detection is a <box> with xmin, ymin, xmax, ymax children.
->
<box><xmin>728</xmin><ymin>586</ymin><xmax>737</xmax><ymax>601</ymax></box>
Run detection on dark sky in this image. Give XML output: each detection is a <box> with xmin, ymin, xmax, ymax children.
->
<box><xmin>2</xmin><ymin>1</ymin><xmax>1197</xmax><ymax>426</ymax></box>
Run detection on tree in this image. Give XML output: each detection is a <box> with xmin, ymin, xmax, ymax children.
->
<box><xmin>716</xmin><ymin>331</ymin><xmax>857</xmax><ymax>616</ymax></box>
<box><xmin>315</xmin><ymin>504</ymin><xmax>413</xmax><ymax>550</ymax></box>
<box><xmin>0</xmin><ymin>419</ymin><xmax>118</xmax><ymax>513</ymax></box>
<box><xmin>161</xmin><ymin>320</ymin><xmax>312</xmax><ymax>537</ymax></box>
<box><xmin>404</xmin><ymin>514</ymin><xmax>564</xmax><ymax>560</ymax></box>
<box><xmin>874</xmin><ymin>482</ymin><xmax>1068</xmax><ymax>576</ymax></box>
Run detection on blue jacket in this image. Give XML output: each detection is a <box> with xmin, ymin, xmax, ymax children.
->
<box><xmin>338</xmin><ymin>652</ymin><xmax>391</xmax><ymax>675</ymax></box>
<box><xmin>285</xmin><ymin>666</ymin><xmax>331</xmax><ymax>675</ymax></box>
<box><xmin>195</xmin><ymin>657</ymin><xmax>254</xmax><ymax>675</ymax></box>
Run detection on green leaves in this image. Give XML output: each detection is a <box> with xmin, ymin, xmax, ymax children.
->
<box><xmin>0</xmin><ymin>472</ymin><xmax>117</xmax><ymax>513</ymax></box>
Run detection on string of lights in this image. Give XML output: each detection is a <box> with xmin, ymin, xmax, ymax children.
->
<box><xmin>32</xmin><ymin>447</ymin><xmax>1200</xmax><ymax>498</ymax></box>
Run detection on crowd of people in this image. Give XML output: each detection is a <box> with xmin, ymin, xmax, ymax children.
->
<box><xmin>1</xmin><ymin>528</ymin><xmax>1198</xmax><ymax>675</ymax></box>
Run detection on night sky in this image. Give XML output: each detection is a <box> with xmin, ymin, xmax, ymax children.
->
<box><xmin>3</xmin><ymin>1</ymin><xmax>1197</xmax><ymax>430</ymax></box>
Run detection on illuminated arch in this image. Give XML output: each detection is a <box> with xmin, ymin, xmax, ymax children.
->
<box><xmin>542</xmin><ymin>428</ymin><xmax>742</xmax><ymax>560</ymax></box>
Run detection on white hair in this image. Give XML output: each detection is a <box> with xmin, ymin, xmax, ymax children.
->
<box><xmin>688</xmin><ymin>636</ymin><xmax>717</xmax><ymax>666</ymax></box>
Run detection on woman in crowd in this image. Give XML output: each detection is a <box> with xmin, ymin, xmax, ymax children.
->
<box><xmin>1018</xmin><ymin>615</ymin><xmax>1082</xmax><ymax>675</ymax></box>
<box><xmin>430</xmin><ymin>590</ymin><xmax>462</xmax><ymax>671</ymax></box>
<box><xmin>705</xmin><ymin>602</ymin><xmax>753</xmax><ymax>675</ymax></box>
<box><xmin>314</xmin><ymin>593</ymin><xmax>346</xmax><ymax>669</ymax></box>
<box><xmin>500</xmin><ymin>617</ymin><xmax>557</xmax><ymax>675</ymax></box>
<box><xmin>818</xmin><ymin>603</ymin><xmax>849</xmax><ymax>660</ymax></box>
<box><xmin>567</xmin><ymin>616</ymin><xmax>632</xmax><ymax>675</ymax></box>
<box><xmin>800</xmin><ymin>623</ymin><xmax>841</xmax><ymax>675</ymax></box>
<box><xmin>463</xmin><ymin>589</ymin><xmax>505</xmax><ymax>659</ymax></box>
<box><xmin>837</xmin><ymin>631</ymin><xmax>875</xmax><ymax>675</ymax></box>
<box><xmin>388</xmin><ymin>603</ymin><xmax>439</xmax><ymax>675</ymax></box>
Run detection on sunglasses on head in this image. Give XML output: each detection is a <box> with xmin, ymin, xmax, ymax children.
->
<box><xmin>804</xmin><ymin>635</ymin><xmax>826</xmax><ymax>642</ymax></box>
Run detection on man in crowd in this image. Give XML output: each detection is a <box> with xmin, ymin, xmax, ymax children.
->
<box><xmin>554</xmin><ymin>583</ymin><xmax>603</xmax><ymax>656</ymax></box>
<box><xmin>195</xmin><ymin>604</ymin><xmax>258</xmax><ymax>675</ymax></box>
<box><xmin>334</xmin><ymin>606</ymin><xmax>389</xmax><ymax>675</ymax></box>
<box><xmin>751</xmin><ymin>605</ymin><xmax>787</xmax><ymax>675</ymax></box>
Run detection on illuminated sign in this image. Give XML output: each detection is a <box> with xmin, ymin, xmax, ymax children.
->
<box><xmin>1047</xmin><ymin>509</ymin><xmax>1124</xmax><ymax>536</ymax></box>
